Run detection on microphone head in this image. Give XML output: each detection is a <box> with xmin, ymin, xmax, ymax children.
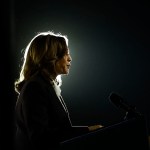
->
<box><xmin>109</xmin><ymin>92</ymin><xmax>124</xmax><ymax>108</ymax></box>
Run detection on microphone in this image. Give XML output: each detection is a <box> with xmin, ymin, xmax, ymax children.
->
<box><xmin>109</xmin><ymin>92</ymin><xmax>142</xmax><ymax>119</ymax></box>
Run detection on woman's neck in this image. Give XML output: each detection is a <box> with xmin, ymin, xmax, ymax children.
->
<box><xmin>41</xmin><ymin>69</ymin><xmax>57</xmax><ymax>81</ymax></box>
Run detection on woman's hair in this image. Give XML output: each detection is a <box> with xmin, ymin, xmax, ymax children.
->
<box><xmin>14</xmin><ymin>31</ymin><xmax>69</xmax><ymax>94</ymax></box>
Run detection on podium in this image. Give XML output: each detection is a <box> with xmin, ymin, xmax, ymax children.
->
<box><xmin>60</xmin><ymin>117</ymin><xmax>149</xmax><ymax>150</ymax></box>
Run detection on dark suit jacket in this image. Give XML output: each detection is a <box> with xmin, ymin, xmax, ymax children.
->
<box><xmin>15</xmin><ymin>72</ymin><xmax>89</xmax><ymax>150</ymax></box>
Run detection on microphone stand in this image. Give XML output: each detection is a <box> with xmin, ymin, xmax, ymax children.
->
<box><xmin>123</xmin><ymin>106</ymin><xmax>142</xmax><ymax>120</ymax></box>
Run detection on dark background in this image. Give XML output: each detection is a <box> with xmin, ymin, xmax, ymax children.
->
<box><xmin>1</xmin><ymin>0</ymin><xmax>150</xmax><ymax>149</ymax></box>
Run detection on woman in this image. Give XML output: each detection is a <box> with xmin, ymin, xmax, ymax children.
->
<box><xmin>14</xmin><ymin>31</ymin><xmax>102</xmax><ymax>150</ymax></box>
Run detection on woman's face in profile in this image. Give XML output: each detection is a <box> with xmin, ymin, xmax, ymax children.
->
<box><xmin>55</xmin><ymin>50</ymin><xmax>72</xmax><ymax>75</ymax></box>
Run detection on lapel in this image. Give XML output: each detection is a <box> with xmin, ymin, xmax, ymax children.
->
<box><xmin>51</xmin><ymin>80</ymin><xmax>69</xmax><ymax>113</ymax></box>
<box><xmin>59</xmin><ymin>95</ymin><xmax>69</xmax><ymax>113</ymax></box>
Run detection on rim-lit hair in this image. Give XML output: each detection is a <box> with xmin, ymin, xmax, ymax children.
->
<box><xmin>14</xmin><ymin>31</ymin><xmax>68</xmax><ymax>94</ymax></box>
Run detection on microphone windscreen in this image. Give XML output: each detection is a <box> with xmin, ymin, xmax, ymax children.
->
<box><xmin>109</xmin><ymin>92</ymin><xmax>123</xmax><ymax>107</ymax></box>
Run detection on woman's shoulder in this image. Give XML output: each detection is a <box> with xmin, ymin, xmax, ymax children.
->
<box><xmin>19</xmin><ymin>72</ymin><xmax>55</xmax><ymax>100</ymax></box>
<box><xmin>24</xmin><ymin>72</ymin><xmax>52</xmax><ymax>90</ymax></box>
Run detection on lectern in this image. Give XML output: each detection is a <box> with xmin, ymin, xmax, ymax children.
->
<box><xmin>60</xmin><ymin>116</ymin><xmax>149</xmax><ymax>150</ymax></box>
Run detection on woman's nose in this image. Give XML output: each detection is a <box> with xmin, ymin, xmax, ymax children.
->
<box><xmin>68</xmin><ymin>55</ymin><xmax>72</xmax><ymax>62</ymax></box>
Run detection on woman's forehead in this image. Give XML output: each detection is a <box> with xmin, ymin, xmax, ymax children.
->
<box><xmin>67</xmin><ymin>48</ymin><xmax>70</xmax><ymax>54</ymax></box>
